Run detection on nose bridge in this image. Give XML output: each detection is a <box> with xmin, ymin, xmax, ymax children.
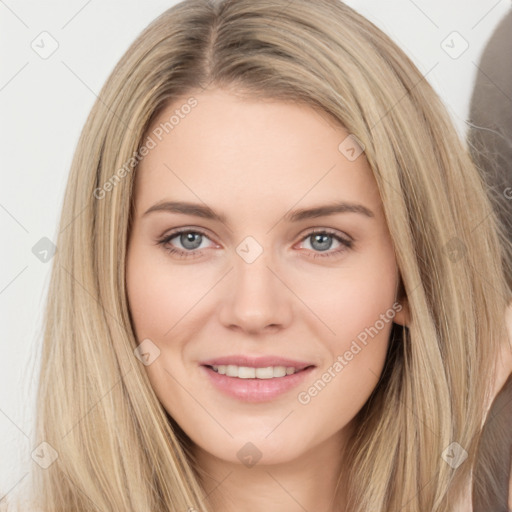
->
<box><xmin>219</xmin><ymin>234</ymin><xmax>292</xmax><ymax>331</ymax></box>
<box><xmin>234</xmin><ymin>234</ymin><xmax>278</xmax><ymax>301</ymax></box>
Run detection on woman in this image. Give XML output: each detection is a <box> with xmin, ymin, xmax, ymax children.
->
<box><xmin>27</xmin><ymin>0</ymin><xmax>512</xmax><ymax>510</ymax></box>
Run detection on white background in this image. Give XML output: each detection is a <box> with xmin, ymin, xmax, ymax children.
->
<box><xmin>1</xmin><ymin>0</ymin><xmax>510</xmax><ymax>503</ymax></box>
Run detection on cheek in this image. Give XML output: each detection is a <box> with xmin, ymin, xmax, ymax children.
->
<box><xmin>126</xmin><ymin>260</ymin><xmax>169</xmax><ymax>341</ymax></box>
<box><xmin>291</xmin><ymin>251</ymin><xmax>398</xmax><ymax>347</ymax></box>
<box><xmin>296</xmin><ymin>279</ymin><xmax>397</xmax><ymax>428</ymax></box>
<box><xmin>126</xmin><ymin>244</ymin><xmax>209</xmax><ymax>340</ymax></box>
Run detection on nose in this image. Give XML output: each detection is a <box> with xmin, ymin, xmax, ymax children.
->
<box><xmin>218</xmin><ymin>245</ymin><xmax>293</xmax><ymax>335</ymax></box>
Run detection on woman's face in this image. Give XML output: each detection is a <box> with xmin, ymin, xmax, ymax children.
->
<box><xmin>126</xmin><ymin>88</ymin><xmax>406</xmax><ymax>467</ymax></box>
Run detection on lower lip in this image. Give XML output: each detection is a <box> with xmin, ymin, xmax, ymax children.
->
<box><xmin>200</xmin><ymin>365</ymin><xmax>315</xmax><ymax>403</ymax></box>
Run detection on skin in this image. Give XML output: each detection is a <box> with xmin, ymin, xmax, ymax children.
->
<box><xmin>126</xmin><ymin>88</ymin><xmax>408</xmax><ymax>512</ymax></box>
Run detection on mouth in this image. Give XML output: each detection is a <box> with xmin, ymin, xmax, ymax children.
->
<box><xmin>204</xmin><ymin>364</ymin><xmax>315</xmax><ymax>379</ymax></box>
<box><xmin>200</xmin><ymin>363</ymin><xmax>316</xmax><ymax>402</ymax></box>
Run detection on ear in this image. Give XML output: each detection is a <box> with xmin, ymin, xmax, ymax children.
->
<box><xmin>393</xmin><ymin>298</ymin><xmax>410</xmax><ymax>327</ymax></box>
<box><xmin>393</xmin><ymin>274</ymin><xmax>410</xmax><ymax>327</ymax></box>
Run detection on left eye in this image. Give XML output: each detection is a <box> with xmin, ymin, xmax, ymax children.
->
<box><xmin>298</xmin><ymin>230</ymin><xmax>353</xmax><ymax>258</ymax></box>
<box><xmin>156</xmin><ymin>228</ymin><xmax>353</xmax><ymax>260</ymax></box>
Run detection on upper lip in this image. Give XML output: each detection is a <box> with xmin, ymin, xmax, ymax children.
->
<box><xmin>200</xmin><ymin>355</ymin><xmax>315</xmax><ymax>371</ymax></box>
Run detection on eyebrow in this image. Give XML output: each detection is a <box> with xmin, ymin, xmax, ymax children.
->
<box><xmin>143</xmin><ymin>200</ymin><xmax>374</xmax><ymax>224</ymax></box>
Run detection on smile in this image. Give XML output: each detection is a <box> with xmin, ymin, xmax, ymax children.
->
<box><xmin>209</xmin><ymin>364</ymin><xmax>302</xmax><ymax>378</ymax></box>
<box><xmin>201</xmin><ymin>364</ymin><xmax>315</xmax><ymax>402</ymax></box>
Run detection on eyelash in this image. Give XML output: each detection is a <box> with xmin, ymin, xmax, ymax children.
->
<box><xmin>156</xmin><ymin>227</ymin><xmax>353</xmax><ymax>260</ymax></box>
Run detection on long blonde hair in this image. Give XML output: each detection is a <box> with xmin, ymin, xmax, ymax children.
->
<box><xmin>28</xmin><ymin>0</ymin><xmax>511</xmax><ymax>510</ymax></box>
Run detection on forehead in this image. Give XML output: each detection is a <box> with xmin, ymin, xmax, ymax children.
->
<box><xmin>133</xmin><ymin>89</ymin><xmax>381</xmax><ymax>217</ymax></box>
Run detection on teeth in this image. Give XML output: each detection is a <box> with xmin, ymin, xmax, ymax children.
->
<box><xmin>211</xmin><ymin>365</ymin><xmax>300</xmax><ymax>379</ymax></box>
